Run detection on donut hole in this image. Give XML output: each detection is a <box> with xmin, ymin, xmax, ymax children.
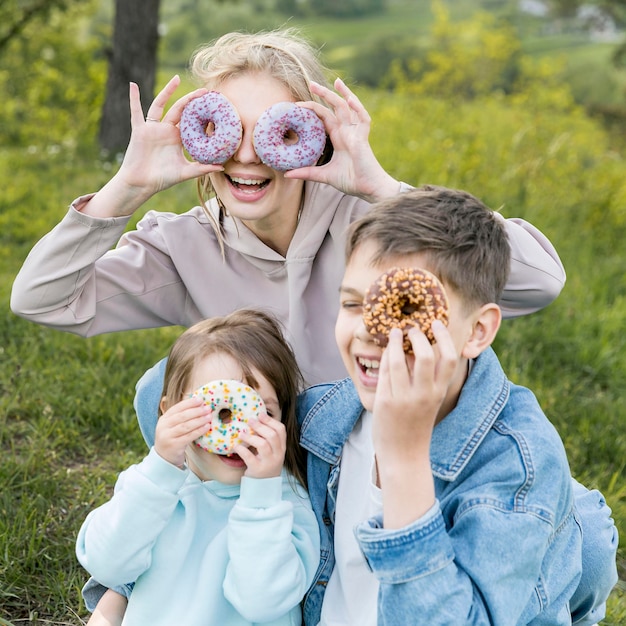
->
<box><xmin>283</xmin><ymin>128</ymin><xmax>299</xmax><ymax>146</ymax></box>
<box><xmin>204</xmin><ymin>121</ymin><xmax>216</xmax><ymax>138</ymax></box>
<box><xmin>400</xmin><ymin>299</ymin><xmax>420</xmax><ymax>317</ymax></box>
<box><xmin>218</xmin><ymin>408</ymin><xmax>233</xmax><ymax>425</ymax></box>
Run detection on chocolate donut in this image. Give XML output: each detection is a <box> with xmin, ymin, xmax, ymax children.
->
<box><xmin>179</xmin><ymin>92</ymin><xmax>243</xmax><ymax>164</ymax></box>
<box><xmin>192</xmin><ymin>379</ymin><xmax>264</xmax><ymax>455</ymax></box>
<box><xmin>253</xmin><ymin>102</ymin><xmax>326</xmax><ymax>171</ymax></box>
<box><xmin>363</xmin><ymin>267</ymin><xmax>449</xmax><ymax>352</ymax></box>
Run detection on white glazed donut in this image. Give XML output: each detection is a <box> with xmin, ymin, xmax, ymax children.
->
<box><xmin>179</xmin><ymin>92</ymin><xmax>243</xmax><ymax>164</ymax></box>
<box><xmin>253</xmin><ymin>102</ymin><xmax>326</xmax><ymax>171</ymax></box>
<box><xmin>192</xmin><ymin>379</ymin><xmax>265</xmax><ymax>455</ymax></box>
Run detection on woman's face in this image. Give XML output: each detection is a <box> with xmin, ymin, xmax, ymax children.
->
<box><xmin>209</xmin><ymin>72</ymin><xmax>307</xmax><ymax>255</ymax></box>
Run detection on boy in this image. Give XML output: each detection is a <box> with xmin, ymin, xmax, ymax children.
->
<box><xmin>299</xmin><ymin>186</ymin><xmax>618</xmax><ymax>625</ymax></box>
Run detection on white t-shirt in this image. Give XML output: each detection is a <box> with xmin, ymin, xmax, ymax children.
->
<box><xmin>319</xmin><ymin>410</ymin><xmax>381</xmax><ymax>625</ymax></box>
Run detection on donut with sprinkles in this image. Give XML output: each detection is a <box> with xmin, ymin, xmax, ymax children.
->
<box><xmin>179</xmin><ymin>92</ymin><xmax>243</xmax><ymax>164</ymax></box>
<box><xmin>192</xmin><ymin>379</ymin><xmax>264</xmax><ymax>455</ymax></box>
<box><xmin>363</xmin><ymin>267</ymin><xmax>449</xmax><ymax>352</ymax></box>
<box><xmin>253</xmin><ymin>102</ymin><xmax>326</xmax><ymax>171</ymax></box>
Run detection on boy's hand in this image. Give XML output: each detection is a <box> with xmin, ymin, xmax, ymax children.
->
<box><xmin>154</xmin><ymin>396</ymin><xmax>212</xmax><ymax>469</ymax></box>
<box><xmin>233</xmin><ymin>414</ymin><xmax>287</xmax><ymax>479</ymax></box>
<box><xmin>374</xmin><ymin>322</ymin><xmax>457</xmax><ymax>460</ymax></box>
<box><xmin>373</xmin><ymin>322</ymin><xmax>457</xmax><ymax>528</ymax></box>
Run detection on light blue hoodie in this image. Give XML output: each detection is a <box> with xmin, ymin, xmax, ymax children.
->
<box><xmin>76</xmin><ymin>448</ymin><xmax>319</xmax><ymax>625</ymax></box>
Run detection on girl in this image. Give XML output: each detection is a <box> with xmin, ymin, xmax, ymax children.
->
<box><xmin>76</xmin><ymin>309</ymin><xmax>319</xmax><ymax>625</ymax></box>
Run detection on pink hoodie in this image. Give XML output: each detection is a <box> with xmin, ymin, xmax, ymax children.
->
<box><xmin>10</xmin><ymin>181</ymin><xmax>564</xmax><ymax>385</ymax></box>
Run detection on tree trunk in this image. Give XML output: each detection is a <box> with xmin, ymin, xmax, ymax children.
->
<box><xmin>99</xmin><ymin>0</ymin><xmax>160</xmax><ymax>154</ymax></box>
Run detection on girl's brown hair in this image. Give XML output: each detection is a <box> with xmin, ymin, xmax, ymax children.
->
<box><xmin>161</xmin><ymin>309</ymin><xmax>307</xmax><ymax>488</ymax></box>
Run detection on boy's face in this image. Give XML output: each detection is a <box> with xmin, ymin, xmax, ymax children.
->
<box><xmin>335</xmin><ymin>241</ymin><xmax>475</xmax><ymax>413</ymax></box>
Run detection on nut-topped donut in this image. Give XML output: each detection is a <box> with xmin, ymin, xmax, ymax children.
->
<box><xmin>179</xmin><ymin>92</ymin><xmax>243</xmax><ymax>164</ymax></box>
<box><xmin>191</xmin><ymin>379</ymin><xmax>264</xmax><ymax>455</ymax></box>
<box><xmin>253</xmin><ymin>102</ymin><xmax>326</xmax><ymax>171</ymax></box>
<box><xmin>363</xmin><ymin>267</ymin><xmax>449</xmax><ymax>352</ymax></box>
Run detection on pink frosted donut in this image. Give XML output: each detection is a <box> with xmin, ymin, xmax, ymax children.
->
<box><xmin>192</xmin><ymin>379</ymin><xmax>264</xmax><ymax>455</ymax></box>
<box><xmin>179</xmin><ymin>92</ymin><xmax>242</xmax><ymax>164</ymax></box>
<box><xmin>253</xmin><ymin>102</ymin><xmax>326</xmax><ymax>171</ymax></box>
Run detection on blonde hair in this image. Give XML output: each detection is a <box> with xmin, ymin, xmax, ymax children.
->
<box><xmin>188</xmin><ymin>29</ymin><xmax>333</xmax><ymax>251</ymax></box>
<box><xmin>189</xmin><ymin>29</ymin><xmax>330</xmax><ymax>101</ymax></box>
<box><xmin>161</xmin><ymin>309</ymin><xmax>307</xmax><ymax>489</ymax></box>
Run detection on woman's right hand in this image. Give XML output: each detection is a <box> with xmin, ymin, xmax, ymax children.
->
<box><xmin>80</xmin><ymin>76</ymin><xmax>223</xmax><ymax>218</ymax></box>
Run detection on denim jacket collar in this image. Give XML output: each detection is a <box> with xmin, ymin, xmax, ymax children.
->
<box><xmin>431</xmin><ymin>347</ymin><xmax>509</xmax><ymax>481</ymax></box>
<box><xmin>299</xmin><ymin>377</ymin><xmax>362</xmax><ymax>465</ymax></box>
<box><xmin>299</xmin><ymin>348</ymin><xmax>509</xmax><ymax>480</ymax></box>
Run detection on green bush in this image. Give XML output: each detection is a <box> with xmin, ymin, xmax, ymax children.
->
<box><xmin>0</xmin><ymin>0</ymin><xmax>105</xmax><ymax>150</ymax></box>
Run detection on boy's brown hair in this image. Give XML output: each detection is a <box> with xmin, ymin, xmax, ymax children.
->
<box><xmin>161</xmin><ymin>309</ymin><xmax>306</xmax><ymax>488</ymax></box>
<box><xmin>346</xmin><ymin>185</ymin><xmax>511</xmax><ymax>311</ymax></box>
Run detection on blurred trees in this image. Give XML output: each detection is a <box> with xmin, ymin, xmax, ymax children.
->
<box><xmin>275</xmin><ymin>0</ymin><xmax>386</xmax><ymax>17</ymax></box>
<box><xmin>547</xmin><ymin>0</ymin><xmax>626</xmax><ymax>24</ymax></box>
<box><xmin>99</xmin><ymin>0</ymin><xmax>160</xmax><ymax>153</ymax></box>
<box><xmin>391</xmin><ymin>6</ymin><xmax>522</xmax><ymax>99</ymax></box>
<box><xmin>351</xmin><ymin>0</ymin><xmax>577</xmax><ymax>114</ymax></box>
<box><xmin>1</xmin><ymin>0</ymin><xmax>161</xmax><ymax>154</ymax></box>
<box><xmin>0</xmin><ymin>0</ymin><xmax>105</xmax><ymax>150</ymax></box>
<box><xmin>545</xmin><ymin>0</ymin><xmax>626</xmax><ymax>68</ymax></box>
<box><xmin>2</xmin><ymin>0</ymin><xmax>624</xmax><ymax>152</ymax></box>
<box><xmin>0</xmin><ymin>0</ymin><xmax>160</xmax><ymax>154</ymax></box>
<box><xmin>310</xmin><ymin>0</ymin><xmax>386</xmax><ymax>18</ymax></box>
<box><xmin>0</xmin><ymin>0</ymin><xmax>73</xmax><ymax>52</ymax></box>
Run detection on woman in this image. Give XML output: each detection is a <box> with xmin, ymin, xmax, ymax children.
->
<box><xmin>10</xmin><ymin>29</ymin><xmax>565</xmax><ymax>390</ymax></box>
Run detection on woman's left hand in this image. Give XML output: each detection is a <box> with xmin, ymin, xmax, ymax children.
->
<box><xmin>286</xmin><ymin>78</ymin><xmax>401</xmax><ymax>203</ymax></box>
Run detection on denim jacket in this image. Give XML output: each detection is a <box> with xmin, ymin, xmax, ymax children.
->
<box><xmin>298</xmin><ymin>347</ymin><xmax>583</xmax><ymax>625</ymax></box>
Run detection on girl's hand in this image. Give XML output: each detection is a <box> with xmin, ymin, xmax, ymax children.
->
<box><xmin>83</xmin><ymin>76</ymin><xmax>223</xmax><ymax>218</ymax></box>
<box><xmin>154</xmin><ymin>396</ymin><xmax>212</xmax><ymax>469</ymax></box>
<box><xmin>233</xmin><ymin>414</ymin><xmax>286</xmax><ymax>479</ymax></box>
<box><xmin>286</xmin><ymin>78</ymin><xmax>401</xmax><ymax>203</ymax></box>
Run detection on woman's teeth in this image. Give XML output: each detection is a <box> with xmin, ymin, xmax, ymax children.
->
<box><xmin>230</xmin><ymin>176</ymin><xmax>265</xmax><ymax>186</ymax></box>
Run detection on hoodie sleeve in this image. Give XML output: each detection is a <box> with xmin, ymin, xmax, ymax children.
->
<box><xmin>76</xmin><ymin>448</ymin><xmax>188</xmax><ymax>588</ymax></box>
<box><xmin>497</xmin><ymin>215</ymin><xmax>566</xmax><ymax>318</ymax></box>
<box><xmin>223</xmin><ymin>474</ymin><xmax>320</xmax><ymax>622</ymax></box>
<box><xmin>10</xmin><ymin>197</ymin><xmax>190</xmax><ymax>336</ymax></box>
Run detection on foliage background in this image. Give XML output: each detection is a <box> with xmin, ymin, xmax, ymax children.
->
<box><xmin>0</xmin><ymin>0</ymin><xmax>625</xmax><ymax>622</ymax></box>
